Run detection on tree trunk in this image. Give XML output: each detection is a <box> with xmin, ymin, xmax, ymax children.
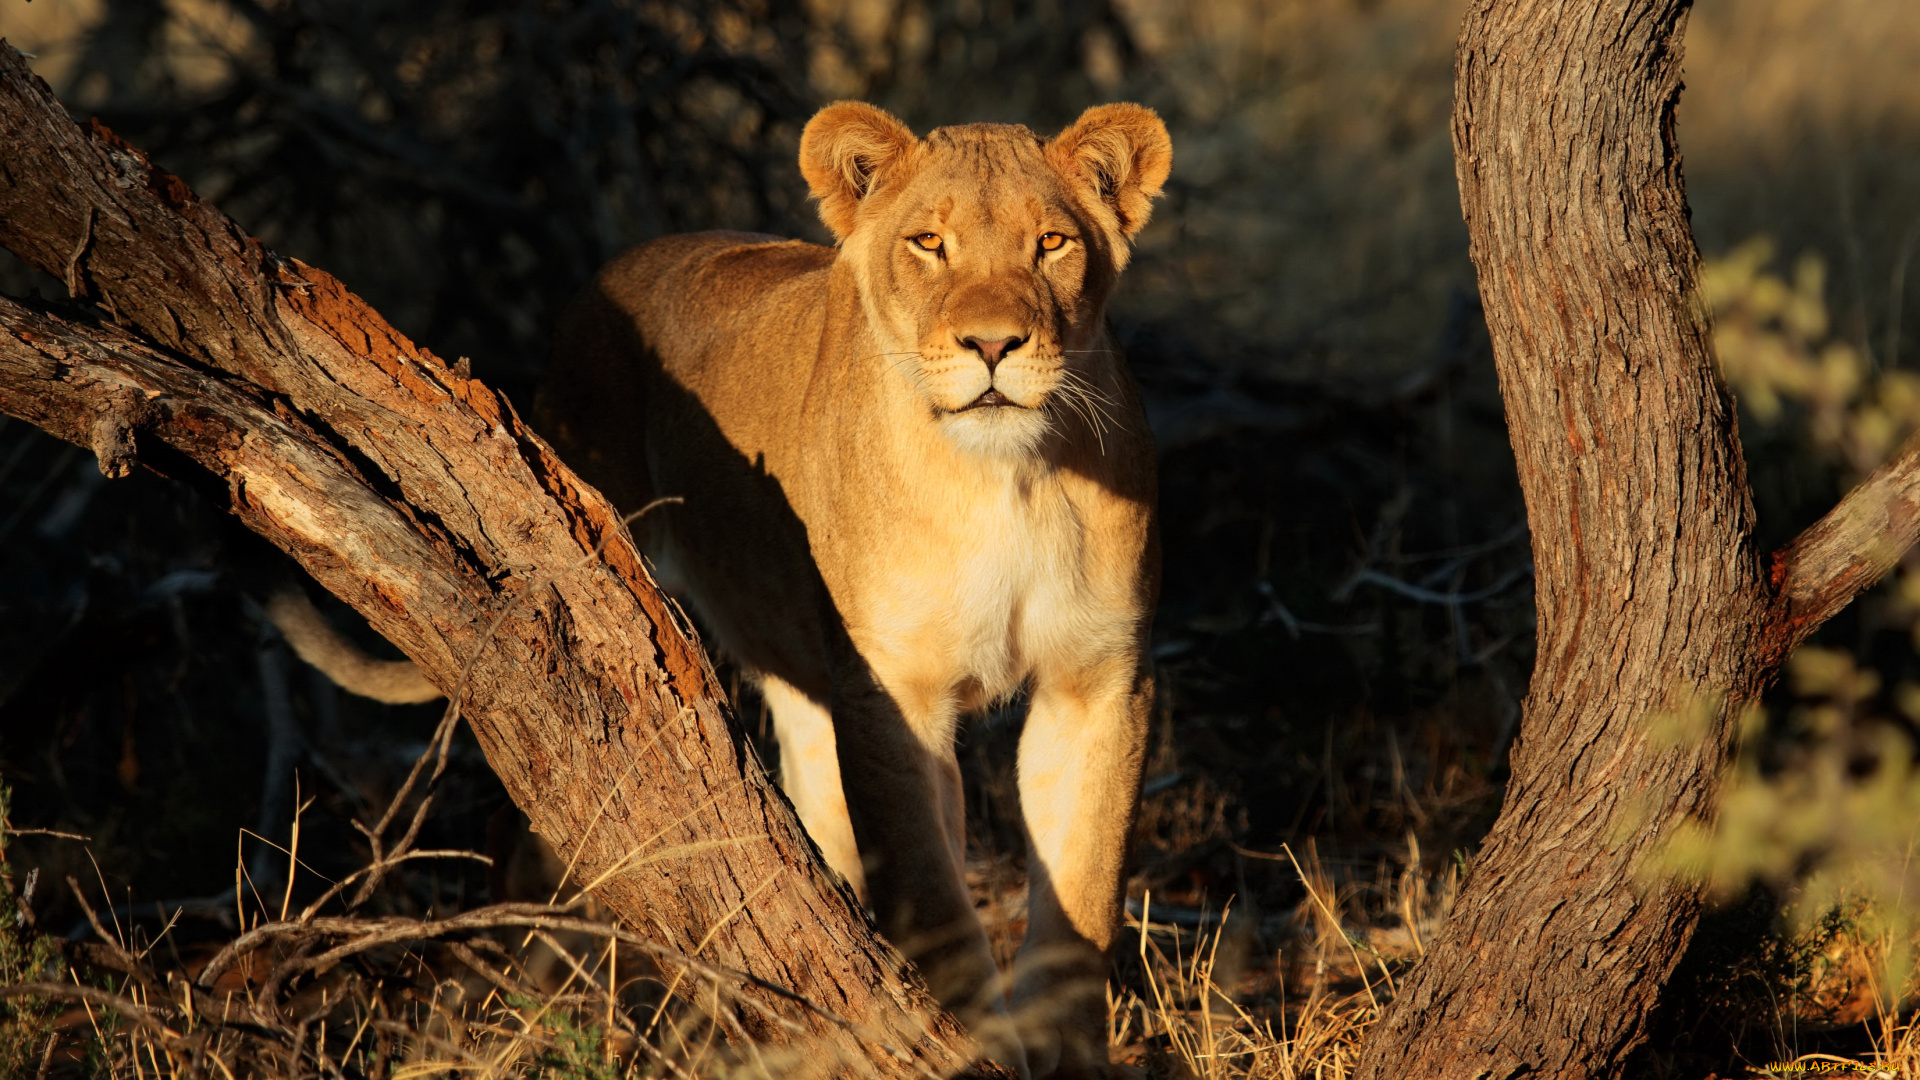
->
<box><xmin>0</xmin><ymin>44</ymin><xmax>1003</xmax><ymax>1080</ymax></box>
<box><xmin>1353</xmin><ymin>3</ymin><xmax>1920</xmax><ymax>1077</ymax></box>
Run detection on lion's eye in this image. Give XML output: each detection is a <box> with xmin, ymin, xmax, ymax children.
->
<box><xmin>912</xmin><ymin>233</ymin><xmax>943</xmax><ymax>252</ymax></box>
<box><xmin>1039</xmin><ymin>233</ymin><xmax>1068</xmax><ymax>252</ymax></box>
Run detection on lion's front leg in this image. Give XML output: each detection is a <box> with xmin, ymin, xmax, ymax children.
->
<box><xmin>760</xmin><ymin>674</ymin><xmax>868</xmax><ymax>902</ymax></box>
<box><xmin>1013</xmin><ymin>665</ymin><xmax>1152</xmax><ymax>1078</ymax></box>
<box><xmin>830</xmin><ymin>662</ymin><xmax>1027</xmax><ymax>1074</ymax></box>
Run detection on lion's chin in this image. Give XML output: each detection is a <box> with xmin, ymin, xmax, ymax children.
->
<box><xmin>938</xmin><ymin>403</ymin><xmax>1051</xmax><ymax>459</ymax></box>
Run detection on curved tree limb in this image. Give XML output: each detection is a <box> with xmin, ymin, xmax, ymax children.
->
<box><xmin>1768</xmin><ymin>432</ymin><xmax>1920</xmax><ymax>656</ymax></box>
<box><xmin>0</xmin><ymin>42</ymin><xmax>999</xmax><ymax>1080</ymax></box>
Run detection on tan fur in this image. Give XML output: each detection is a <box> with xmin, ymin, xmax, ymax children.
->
<box><xmin>289</xmin><ymin>101</ymin><xmax>1167</xmax><ymax>1078</ymax></box>
<box><xmin>266</xmin><ymin>590</ymin><xmax>442</xmax><ymax>704</ymax></box>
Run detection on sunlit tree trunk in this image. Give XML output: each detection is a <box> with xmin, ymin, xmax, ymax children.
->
<box><xmin>1353</xmin><ymin>2</ymin><xmax>1920</xmax><ymax>1076</ymax></box>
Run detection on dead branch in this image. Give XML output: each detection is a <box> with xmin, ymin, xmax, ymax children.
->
<box><xmin>1768</xmin><ymin>431</ymin><xmax>1920</xmax><ymax>655</ymax></box>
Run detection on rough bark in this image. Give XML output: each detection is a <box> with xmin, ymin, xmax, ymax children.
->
<box><xmin>1769</xmin><ymin>430</ymin><xmax>1920</xmax><ymax>655</ymax></box>
<box><xmin>0</xmin><ymin>42</ymin><xmax>1002</xmax><ymax>1079</ymax></box>
<box><xmin>1352</xmin><ymin>3</ymin><xmax>1920</xmax><ymax>1078</ymax></box>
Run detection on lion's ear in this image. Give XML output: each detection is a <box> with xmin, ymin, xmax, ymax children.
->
<box><xmin>1046</xmin><ymin>104</ymin><xmax>1172</xmax><ymax>241</ymax></box>
<box><xmin>800</xmin><ymin>102</ymin><xmax>918</xmax><ymax>241</ymax></box>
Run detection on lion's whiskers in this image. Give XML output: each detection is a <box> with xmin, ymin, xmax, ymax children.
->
<box><xmin>876</xmin><ymin>350</ymin><xmax>934</xmax><ymax>387</ymax></box>
<box><xmin>1047</xmin><ymin>368</ymin><xmax>1116</xmax><ymax>456</ymax></box>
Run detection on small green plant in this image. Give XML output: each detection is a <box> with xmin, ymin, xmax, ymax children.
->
<box><xmin>0</xmin><ymin>783</ymin><xmax>67</xmax><ymax>1077</ymax></box>
<box><xmin>507</xmin><ymin>992</ymin><xmax>623</xmax><ymax>1080</ymax></box>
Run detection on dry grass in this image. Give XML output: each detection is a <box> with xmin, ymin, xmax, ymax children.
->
<box><xmin>961</xmin><ymin>777</ymin><xmax>1463</xmax><ymax>1080</ymax></box>
<box><xmin>2</xmin><ymin>749</ymin><xmax>919</xmax><ymax>1080</ymax></box>
<box><xmin>4</xmin><ymin>791</ymin><xmax>1427</xmax><ymax>1080</ymax></box>
<box><xmin>29</xmin><ymin>825</ymin><xmax>1919</xmax><ymax>1080</ymax></box>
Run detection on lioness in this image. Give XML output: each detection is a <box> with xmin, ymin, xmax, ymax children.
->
<box><xmin>278</xmin><ymin>101</ymin><xmax>1167</xmax><ymax>1077</ymax></box>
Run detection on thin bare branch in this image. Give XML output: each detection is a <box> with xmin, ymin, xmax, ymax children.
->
<box><xmin>1768</xmin><ymin>432</ymin><xmax>1920</xmax><ymax>656</ymax></box>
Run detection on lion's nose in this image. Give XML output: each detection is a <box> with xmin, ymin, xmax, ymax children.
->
<box><xmin>960</xmin><ymin>334</ymin><xmax>1026</xmax><ymax>374</ymax></box>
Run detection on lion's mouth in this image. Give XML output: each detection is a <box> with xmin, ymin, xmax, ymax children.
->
<box><xmin>958</xmin><ymin>389</ymin><xmax>1019</xmax><ymax>411</ymax></box>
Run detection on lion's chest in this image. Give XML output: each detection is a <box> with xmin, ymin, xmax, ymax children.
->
<box><xmin>845</xmin><ymin>473</ymin><xmax>1119</xmax><ymax>710</ymax></box>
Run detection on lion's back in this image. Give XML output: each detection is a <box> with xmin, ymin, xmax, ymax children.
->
<box><xmin>593</xmin><ymin>232</ymin><xmax>834</xmax><ymax>376</ymax></box>
<box><xmin>535</xmin><ymin>231</ymin><xmax>832</xmax><ymax>506</ymax></box>
<box><xmin>533</xmin><ymin>232</ymin><xmax>841</xmax><ymax>694</ymax></box>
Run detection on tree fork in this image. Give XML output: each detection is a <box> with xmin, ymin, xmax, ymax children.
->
<box><xmin>1352</xmin><ymin>3</ymin><xmax>1920</xmax><ymax>1077</ymax></box>
<box><xmin>0</xmin><ymin>42</ymin><xmax>1004</xmax><ymax>1079</ymax></box>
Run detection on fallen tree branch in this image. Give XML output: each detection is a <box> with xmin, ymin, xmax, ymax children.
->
<box><xmin>0</xmin><ymin>43</ymin><xmax>998</xmax><ymax>1079</ymax></box>
<box><xmin>190</xmin><ymin>902</ymin><xmax>910</xmax><ymax>1051</ymax></box>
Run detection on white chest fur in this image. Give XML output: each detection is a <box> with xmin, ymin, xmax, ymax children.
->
<box><xmin>845</xmin><ymin>461</ymin><xmax>1126</xmax><ymax>720</ymax></box>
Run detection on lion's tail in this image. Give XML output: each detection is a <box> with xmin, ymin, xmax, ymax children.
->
<box><xmin>265</xmin><ymin>589</ymin><xmax>444</xmax><ymax>705</ymax></box>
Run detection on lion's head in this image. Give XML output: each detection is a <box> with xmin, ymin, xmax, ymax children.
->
<box><xmin>799</xmin><ymin>102</ymin><xmax>1171</xmax><ymax>458</ymax></box>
